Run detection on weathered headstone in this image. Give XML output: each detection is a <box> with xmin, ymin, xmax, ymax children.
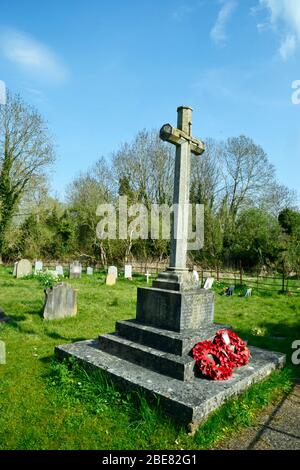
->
<box><xmin>203</xmin><ymin>277</ymin><xmax>214</xmax><ymax>290</ymax></box>
<box><xmin>57</xmin><ymin>106</ymin><xmax>286</xmax><ymax>432</ymax></box>
<box><xmin>69</xmin><ymin>261</ymin><xmax>82</xmax><ymax>279</ymax></box>
<box><xmin>87</xmin><ymin>267</ymin><xmax>93</xmax><ymax>275</ymax></box>
<box><xmin>56</xmin><ymin>265</ymin><xmax>64</xmax><ymax>276</ymax></box>
<box><xmin>34</xmin><ymin>260</ymin><xmax>43</xmax><ymax>273</ymax></box>
<box><xmin>13</xmin><ymin>262</ymin><xmax>18</xmax><ymax>277</ymax></box>
<box><xmin>0</xmin><ymin>340</ymin><xmax>6</xmax><ymax>364</ymax></box>
<box><xmin>43</xmin><ymin>283</ymin><xmax>78</xmax><ymax>320</ymax></box>
<box><xmin>16</xmin><ymin>259</ymin><xmax>32</xmax><ymax>278</ymax></box>
<box><xmin>124</xmin><ymin>264</ymin><xmax>132</xmax><ymax>279</ymax></box>
<box><xmin>108</xmin><ymin>266</ymin><xmax>118</xmax><ymax>278</ymax></box>
<box><xmin>106</xmin><ymin>273</ymin><xmax>116</xmax><ymax>286</ymax></box>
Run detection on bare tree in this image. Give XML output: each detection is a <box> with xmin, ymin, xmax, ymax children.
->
<box><xmin>0</xmin><ymin>91</ymin><xmax>55</xmax><ymax>259</ymax></box>
<box><xmin>66</xmin><ymin>156</ymin><xmax>113</xmax><ymax>265</ymax></box>
<box><xmin>112</xmin><ymin>129</ymin><xmax>174</xmax><ymax>206</ymax></box>
<box><xmin>221</xmin><ymin>135</ymin><xmax>275</xmax><ymax>221</ymax></box>
<box><xmin>190</xmin><ymin>137</ymin><xmax>223</xmax><ymax>208</ymax></box>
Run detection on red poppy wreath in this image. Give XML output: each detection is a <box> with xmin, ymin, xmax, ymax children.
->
<box><xmin>192</xmin><ymin>340</ymin><xmax>233</xmax><ymax>381</ymax></box>
<box><xmin>214</xmin><ymin>329</ymin><xmax>251</xmax><ymax>368</ymax></box>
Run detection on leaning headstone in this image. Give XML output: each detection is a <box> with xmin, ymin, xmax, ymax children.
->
<box><xmin>34</xmin><ymin>260</ymin><xmax>43</xmax><ymax>273</ymax></box>
<box><xmin>124</xmin><ymin>264</ymin><xmax>132</xmax><ymax>279</ymax></box>
<box><xmin>87</xmin><ymin>267</ymin><xmax>93</xmax><ymax>275</ymax></box>
<box><xmin>43</xmin><ymin>283</ymin><xmax>78</xmax><ymax>320</ymax></box>
<box><xmin>203</xmin><ymin>277</ymin><xmax>214</xmax><ymax>290</ymax></box>
<box><xmin>16</xmin><ymin>259</ymin><xmax>32</xmax><ymax>278</ymax></box>
<box><xmin>108</xmin><ymin>266</ymin><xmax>118</xmax><ymax>278</ymax></box>
<box><xmin>13</xmin><ymin>262</ymin><xmax>18</xmax><ymax>276</ymax></box>
<box><xmin>0</xmin><ymin>340</ymin><xmax>6</xmax><ymax>364</ymax></box>
<box><xmin>106</xmin><ymin>273</ymin><xmax>116</xmax><ymax>286</ymax></box>
<box><xmin>70</xmin><ymin>261</ymin><xmax>82</xmax><ymax>279</ymax></box>
<box><xmin>56</xmin><ymin>265</ymin><xmax>64</xmax><ymax>276</ymax></box>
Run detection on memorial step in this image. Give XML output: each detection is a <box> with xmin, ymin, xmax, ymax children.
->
<box><xmin>98</xmin><ymin>333</ymin><xmax>196</xmax><ymax>381</ymax></box>
<box><xmin>116</xmin><ymin>320</ymin><xmax>229</xmax><ymax>356</ymax></box>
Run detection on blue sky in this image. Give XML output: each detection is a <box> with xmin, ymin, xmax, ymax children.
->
<box><xmin>0</xmin><ymin>0</ymin><xmax>299</xmax><ymax>200</ymax></box>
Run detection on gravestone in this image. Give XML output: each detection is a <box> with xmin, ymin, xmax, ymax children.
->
<box><xmin>70</xmin><ymin>261</ymin><xmax>82</xmax><ymax>279</ymax></box>
<box><xmin>0</xmin><ymin>340</ymin><xmax>5</xmax><ymax>364</ymax></box>
<box><xmin>245</xmin><ymin>288</ymin><xmax>252</xmax><ymax>297</ymax></box>
<box><xmin>34</xmin><ymin>260</ymin><xmax>43</xmax><ymax>273</ymax></box>
<box><xmin>87</xmin><ymin>267</ymin><xmax>93</xmax><ymax>275</ymax></box>
<box><xmin>203</xmin><ymin>277</ymin><xmax>214</xmax><ymax>290</ymax></box>
<box><xmin>226</xmin><ymin>286</ymin><xmax>235</xmax><ymax>296</ymax></box>
<box><xmin>16</xmin><ymin>259</ymin><xmax>32</xmax><ymax>278</ymax></box>
<box><xmin>56</xmin><ymin>265</ymin><xmax>64</xmax><ymax>276</ymax></box>
<box><xmin>43</xmin><ymin>283</ymin><xmax>78</xmax><ymax>320</ymax></box>
<box><xmin>106</xmin><ymin>273</ymin><xmax>116</xmax><ymax>286</ymax></box>
<box><xmin>192</xmin><ymin>269</ymin><xmax>199</xmax><ymax>287</ymax></box>
<box><xmin>56</xmin><ymin>106</ymin><xmax>286</xmax><ymax>431</ymax></box>
<box><xmin>124</xmin><ymin>265</ymin><xmax>132</xmax><ymax>279</ymax></box>
<box><xmin>145</xmin><ymin>271</ymin><xmax>151</xmax><ymax>283</ymax></box>
<box><xmin>13</xmin><ymin>262</ymin><xmax>18</xmax><ymax>277</ymax></box>
<box><xmin>108</xmin><ymin>266</ymin><xmax>118</xmax><ymax>278</ymax></box>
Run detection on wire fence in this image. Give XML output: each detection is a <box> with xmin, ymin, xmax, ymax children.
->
<box><xmin>17</xmin><ymin>260</ymin><xmax>300</xmax><ymax>295</ymax></box>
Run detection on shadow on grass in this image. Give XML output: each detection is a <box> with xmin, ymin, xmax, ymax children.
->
<box><xmin>44</xmin><ymin>331</ymin><xmax>87</xmax><ymax>342</ymax></box>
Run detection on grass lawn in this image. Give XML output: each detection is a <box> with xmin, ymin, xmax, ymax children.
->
<box><xmin>0</xmin><ymin>266</ymin><xmax>299</xmax><ymax>450</ymax></box>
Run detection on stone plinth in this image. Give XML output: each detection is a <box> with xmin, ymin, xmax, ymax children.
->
<box><xmin>56</xmin><ymin>340</ymin><xmax>285</xmax><ymax>430</ymax></box>
<box><xmin>136</xmin><ymin>286</ymin><xmax>214</xmax><ymax>332</ymax></box>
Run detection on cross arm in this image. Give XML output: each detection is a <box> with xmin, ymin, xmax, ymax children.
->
<box><xmin>160</xmin><ymin>124</ymin><xmax>205</xmax><ymax>155</ymax></box>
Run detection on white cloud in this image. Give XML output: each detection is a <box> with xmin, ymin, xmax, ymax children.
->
<box><xmin>259</xmin><ymin>0</ymin><xmax>300</xmax><ymax>59</ymax></box>
<box><xmin>171</xmin><ymin>4</ymin><xmax>193</xmax><ymax>21</ymax></box>
<box><xmin>210</xmin><ymin>0</ymin><xmax>237</xmax><ymax>45</ymax></box>
<box><xmin>0</xmin><ymin>28</ymin><xmax>68</xmax><ymax>82</ymax></box>
<box><xmin>279</xmin><ymin>33</ymin><xmax>297</xmax><ymax>60</ymax></box>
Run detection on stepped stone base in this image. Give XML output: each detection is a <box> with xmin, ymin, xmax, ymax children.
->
<box><xmin>97</xmin><ymin>320</ymin><xmax>230</xmax><ymax>381</ymax></box>
<box><xmin>55</xmin><ymin>339</ymin><xmax>286</xmax><ymax>430</ymax></box>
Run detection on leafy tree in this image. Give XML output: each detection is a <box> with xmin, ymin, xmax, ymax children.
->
<box><xmin>278</xmin><ymin>208</ymin><xmax>300</xmax><ymax>237</ymax></box>
<box><xmin>0</xmin><ymin>92</ymin><xmax>54</xmax><ymax>260</ymax></box>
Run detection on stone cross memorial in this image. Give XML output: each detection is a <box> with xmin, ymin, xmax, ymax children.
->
<box><xmin>56</xmin><ymin>106</ymin><xmax>285</xmax><ymax>432</ymax></box>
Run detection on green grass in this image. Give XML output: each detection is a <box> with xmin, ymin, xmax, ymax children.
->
<box><xmin>0</xmin><ymin>266</ymin><xmax>299</xmax><ymax>449</ymax></box>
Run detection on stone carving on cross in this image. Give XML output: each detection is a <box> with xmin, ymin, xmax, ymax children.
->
<box><xmin>159</xmin><ymin>106</ymin><xmax>205</xmax><ymax>278</ymax></box>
